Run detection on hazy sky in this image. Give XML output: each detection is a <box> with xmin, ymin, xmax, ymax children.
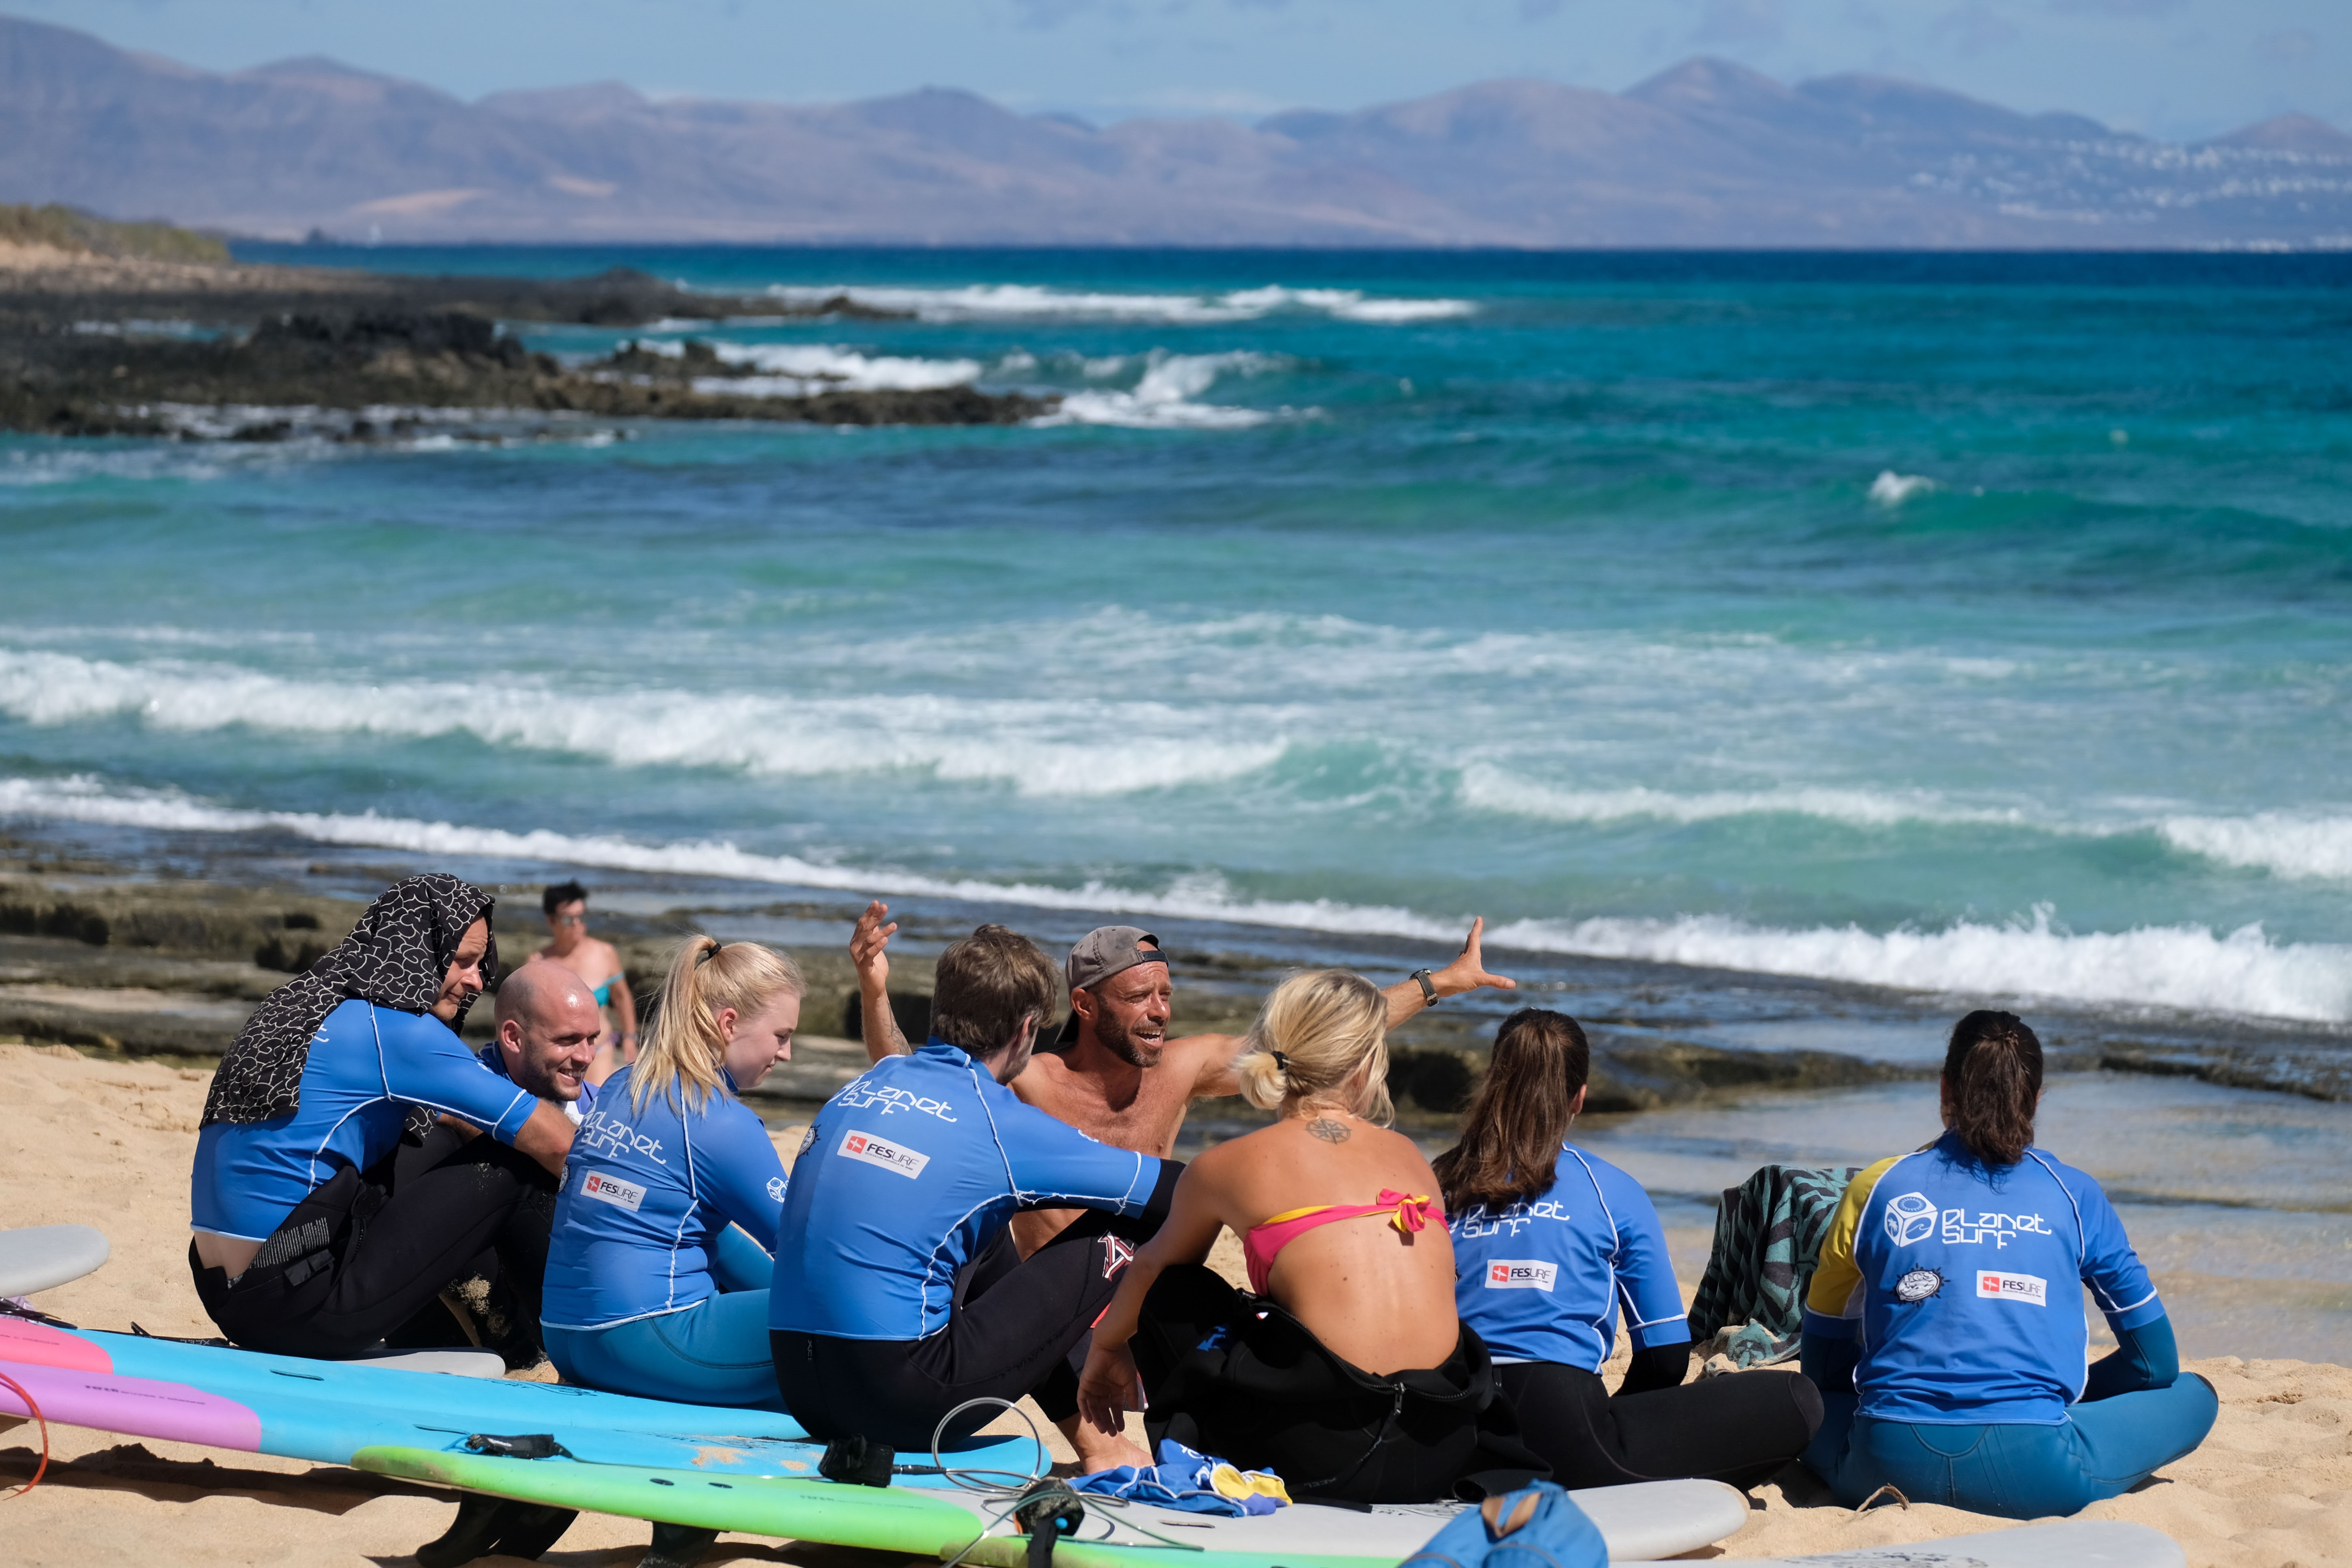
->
<box><xmin>27</xmin><ymin>0</ymin><xmax>2347</xmax><ymax>142</ymax></box>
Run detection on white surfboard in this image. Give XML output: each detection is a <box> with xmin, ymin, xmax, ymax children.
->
<box><xmin>969</xmin><ymin>1478</ymin><xmax>1750</xmax><ymax>1563</ymax></box>
<box><xmin>1647</xmin><ymin>1520</ymin><xmax>2185</xmax><ymax>1568</ymax></box>
<box><xmin>0</xmin><ymin>1224</ymin><xmax>110</xmax><ymax>1297</ymax></box>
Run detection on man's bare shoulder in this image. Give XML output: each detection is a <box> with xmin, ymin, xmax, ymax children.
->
<box><xmin>1010</xmin><ymin>1049</ymin><xmax>1079</xmax><ymax>1105</ymax></box>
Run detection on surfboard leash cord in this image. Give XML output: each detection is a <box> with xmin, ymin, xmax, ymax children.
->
<box><xmin>932</xmin><ymin>1396</ymin><xmax>1205</xmax><ymax>1567</ymax></box>
<box><xmin>0</xmin><ymin>1367</ymin><xmax>49</xmax><ymax>1499</ymax></box>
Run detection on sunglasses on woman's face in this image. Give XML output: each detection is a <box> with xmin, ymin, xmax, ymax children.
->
<box><xmin>553</xmin><ymin>914</ymin><xmax>585</xmax><ymax>927</ymax></box>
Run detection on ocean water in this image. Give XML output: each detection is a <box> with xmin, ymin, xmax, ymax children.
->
<box><xmin>7</xmin><ymin>246</ymin><xmax>2349</xmax><ymax>1358</ymax></box>
<box><xmin>6</xmin><ymin>248</ymin><xmax>2348</xmax><ymax>1032</ymax></box>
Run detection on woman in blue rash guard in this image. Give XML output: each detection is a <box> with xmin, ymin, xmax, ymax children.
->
<box><xmin>1799</xmin><ymin>1010</ymin><xmax>2218</xmax><ymax>1518</ymax></box>
<box><xmin>190</xmin><ymin>875</ymin><xmax>575</xmax><ymax>1363</ymax></box>
<box><xmin>1438</xmin><ymin>1009</ymin><xmax>1822</xmax><ymax>1489</ymax></box>
<box><xmin>540</xmin><ymin>935</ymin><xmax>800</xmax><ymax>1407</ymax></box>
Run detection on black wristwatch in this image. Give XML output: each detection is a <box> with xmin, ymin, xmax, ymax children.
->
<box><xmin>1410</xmin><ymin>968</ymin><xmax>1439</xmax><ymax>1005</ymax></box>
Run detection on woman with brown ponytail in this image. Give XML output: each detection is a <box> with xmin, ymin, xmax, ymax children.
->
<box><xmin>1798</xmin><ymin>1010</ymin><xmax>2217</xmax><ymax>1518</ymax></box>
<box><xmin>539</xmin><ymin>935</ymin><xmax>801</xmax><ymax>1407</ymax></box>
<box><xmin>1075</xmin><ymin>970</ymin><xmax>1545</xmax><ymax>1503</ymax></box>
<box><xmin>1439</xmin><ymin>1008</ymin><xmax>1821</xmax><ymax>1489</ymax></box>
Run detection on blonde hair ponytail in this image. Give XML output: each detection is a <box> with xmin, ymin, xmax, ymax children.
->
<box><xmin>1236</xmin><ymin>969</ymin><xmax>1393</xmax><ymax>1124</ymax></box>
<box><xmin>631</xmin><ymin>935</ymin><xmax>804</xmax><ymax>1115</ymax></box>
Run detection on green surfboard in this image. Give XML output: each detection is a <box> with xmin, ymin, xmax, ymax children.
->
<box><xmin>354</xmin><ymin>1444</ymin><xmax>1755</xmax><ymax>1567</ymax></box>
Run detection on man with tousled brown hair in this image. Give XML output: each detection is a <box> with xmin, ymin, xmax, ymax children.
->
<box><xmin>769</xmin><ymin>922</ymin><xmax>1183</xmax><ymax>1454</ymax></box>
<box><xmin>847</xmin><ymin>900</ymin><xmax>1522</xmax><ymax>1465</ymax></box>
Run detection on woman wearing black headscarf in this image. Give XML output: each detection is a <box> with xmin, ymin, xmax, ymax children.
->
<box><xmin>189</xmin><ymin>874</ymin><xmax>575</xmax><ymax>1361</ymax></box>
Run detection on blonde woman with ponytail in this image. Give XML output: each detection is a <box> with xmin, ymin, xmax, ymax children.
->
<box><xmin>1075</xmin><ymin>970</ymin><xmax>1544</xmax><ymax>1503</ymax></box>
<box><xmin>540</xmin><ymin>935</ymin><xmax>803</xmax><ymax>1408</ymax></box>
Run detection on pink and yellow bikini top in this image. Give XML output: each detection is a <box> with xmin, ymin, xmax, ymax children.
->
<box><xmin>1242</xmin><ymin>1189</ymin><xmax>1443</xmax><ymax>1295</ymax></box>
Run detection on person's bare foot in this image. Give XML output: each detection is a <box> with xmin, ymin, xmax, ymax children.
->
<box><xmin>1058</xmin><ymin>1415</ymin><xmax>1151</xmax><ymax>1473</ymax></box>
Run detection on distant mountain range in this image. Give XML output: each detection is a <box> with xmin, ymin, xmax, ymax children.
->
<box><xmin>6</xmin><ymin>13</ymin><xmax>2350</xmax><ymax>248</ymax></box>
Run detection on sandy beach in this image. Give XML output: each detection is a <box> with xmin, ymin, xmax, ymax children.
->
<box><xmin>4</xmin><ymin>1042</ymin><xmax>2344</xmax><ymax>1568</ymax></box>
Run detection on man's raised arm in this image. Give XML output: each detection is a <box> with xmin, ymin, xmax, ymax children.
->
<box><xmin>851</xmin><ymin>899</ymin><xmax>912</xmax><ymax>1063</ymax></box>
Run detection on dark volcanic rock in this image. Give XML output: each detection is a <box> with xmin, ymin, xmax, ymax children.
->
<box><xmin>0</xmin><ymin>303</ymin><xmax>1048</xmax><ymax>436</ymax></box>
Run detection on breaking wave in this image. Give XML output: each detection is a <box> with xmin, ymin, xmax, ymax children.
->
<box><xmin>4</xmin><ymin>774</ymin><xmax>2345</xmax><ymax>1024</ymax></box>
<box><xmin>758</xmin><ymin>282</ymin><xmax>1475</xmax><ymax>325</ymax></box>
<box><xmin>1033</xmin><ymin>350</ymin><xmax>1288</xmax><ymax>429</ymax></box>
<box><xmin>0</xmin><ymin>650</ymin><xmax>1287</xmax><ymax>798</ymax></box>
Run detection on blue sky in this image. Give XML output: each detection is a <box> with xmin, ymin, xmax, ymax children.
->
<box><xmin>27</xmin><ymin>0</ymin><xmax>2346</xmax><ymax>142</ymax></box>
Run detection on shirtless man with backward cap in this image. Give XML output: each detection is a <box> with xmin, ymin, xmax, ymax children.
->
<box><xmin>848</xmin><ymin>900</ymin><xmax>1518</xmax><ymax>1465</ymax></box>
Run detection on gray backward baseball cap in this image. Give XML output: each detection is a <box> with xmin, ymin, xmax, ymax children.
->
<box><xmin>1065</xmin><ymin>926</ymin><xmax>1165</xmax><ymax>993</ymax></box>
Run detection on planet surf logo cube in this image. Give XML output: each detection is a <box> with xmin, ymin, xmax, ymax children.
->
<box><xmin>1484</xmin><ymin>1260</ymin><xmax>1558</xmax><ymax>1291</ymax></box>
<box><xmin>839</xmin><ymin>1128</ymin><xmax>930</xmax><ymax>1179</ymax></box>
<box><xmin>1884</xmin><ymin>1191</ymin><xmax>1938</xmax><ymax>1246</ymax></box>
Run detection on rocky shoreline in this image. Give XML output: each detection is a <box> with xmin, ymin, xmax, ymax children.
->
<box><xmin>0</xmin><ymin>242</ymin><xmax>1050</xmax><ymax>435</ymax></box>
<box><xmin>5</xmin><ymin>828</ymin><xmax>2334</xmax><ymax>1114</ymax></box>
<box><xmin>0</xmin><ymin>830</ymin><xmax>1924</xmax><ymax>1119</ymax></box>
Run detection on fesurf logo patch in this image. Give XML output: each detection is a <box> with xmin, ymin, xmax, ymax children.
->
<box><xmin>579</xmin><ymin>1170</ymin><xmax>646</xmax><ymax>1212</ymax></box>
<box><xmin>1975</xmin><ymin>1270</ymin><xmax>2048</xmax><ymax>1306</ymax></box>
<box><xmin>838</xmin><ymin>1129</ymin><xmax>929</xmax><ymax>1180</ymax></box>
<box><xmin>1483</xmin><ymin>1260</ymin><xmax>1558</xmax><ymax>1292</ymax></box>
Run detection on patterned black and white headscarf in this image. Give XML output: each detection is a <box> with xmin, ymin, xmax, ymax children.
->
<box><xmin>202</xmin><ymin>873</ymin><xmax>498</xmax><ymax>1127</ymax></box>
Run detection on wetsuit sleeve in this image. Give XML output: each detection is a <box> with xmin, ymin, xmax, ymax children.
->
<box><xmin>989</xmin><ymin>1093</ymin><xmax>1159</xmax><ymax>1217</ymax></box>
<box><xmin>373</xmin><ymin>1008</ymin><xmax>535</xmax><ymax>1144</ymax></box>
<box><xmin>2069</xmin><ymin>1168</ymin><xmax>2165</xmax><ymax>1332</ymax></box>
<box><xmin>1801</xmin><ymin>1155</ymin><xmax>1900</xmax><ymax>1340</ymax></box>
<box><xmin>1600</xmin><ymin>1163</ymin><xmax>1691</xmax><ymax>1352</ymax></box>
<box><xmin>1617</xmin><ymin>1341</ymin><xmax>1692</xmax><ymax>1397</ymax></box>
<box><xmin>692</xmin><ymin>1102</ymin><xmax>792</xmax><ymax>1251</ymax></box>
<box><xmin>2083</xmin><ymin>1312</ymin><xmax>2179</xmax><ymax>1401</ymax></box>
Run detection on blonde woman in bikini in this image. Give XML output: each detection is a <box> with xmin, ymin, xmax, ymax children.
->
<box><xmin>537</xmin><ymin>880</ymin><xmax>638</xmax><ymax>1084</ymax></box>
<box><xmin>1077</xmin><ymin>969</ymin><xmax>1544</xmax><ymax>1504</ymax></box>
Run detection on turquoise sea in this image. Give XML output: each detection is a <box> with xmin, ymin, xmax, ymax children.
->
<box><xmin>3</xmin><ymin>248</ymin><xmax>2348</xmax><ymax>1355</ymax></box>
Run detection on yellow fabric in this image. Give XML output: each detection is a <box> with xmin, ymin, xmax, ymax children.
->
<box><xmin>1210</xmin><ymin>1463</ymin><xmax>1293</xmax><ymax>1505</ymax></box>
<box><xmin>1805</xmin><ymin>1155</ymin><xmax>1903</xmax><ymax>1318</ymax></box>
<box><xmin>1257</xmin><ymin>1193</ymin><xmax>1433</xmax><ymax>1236</ymax></box>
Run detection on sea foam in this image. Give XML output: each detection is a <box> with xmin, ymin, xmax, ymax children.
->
<box><xmin>1869</xmin><ymin>470</ymin><xmax>1937</xmax><ymax>505</ymax></box>
<box><xmin>1034</xmin><ymin>351</ymin><xmax>1286</xmax><ymax>429</ymax></box>
<box><xmin>4</xmin><ymin>774</ymin><xmax>2344</xmax><ymax>1025</ymax></box>
<box><xmin>0</xmin><ymin>650</ymin><xmax>1289</xmax><ymax>798</ymax></box>
<box><xmin>1458</xmin><ymin>766</ymin><xmax>2031</xmax><ymax>830</ymax></box>
<box><xmin>758</xmin><ymin>282</ymin><xmax>1475</xmax><ymax>326</ymax></box>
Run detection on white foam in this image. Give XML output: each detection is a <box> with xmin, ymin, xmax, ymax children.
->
<box><xmin>0</xmin><ymin>650</ymin><xmax>1286</xmax><ymax>798</ymax></box>
<box><xmin>758</xmin><ymin>282</ymin><xmax>1475</xmax><ymax>326</ymax></box>
<box><xmin>1458</xmin><ymin>767</ymin><xmax>2031</xmax><ymax>830</ymax></box>
<box><xmin>1034</xmin><ymin>350</ymin><xmax>1283</xmax><ymax>429</ymax></box>
<box><xmin>4</xmin><ymin>773</ymin><xmax>2343</xmax><ymax>1024</ymax></box>
<box><xmin>1869</xmin><ymin>470</ymin><xmax>1938</xmax><ymax>505</ymax></box>
<box><xmin>704</xmin><ymin>343</ymin><xmax>984</xmax><ymax>393</ymax></box>
<box><xmin>2161</xmin><ymin>814</ymin><xmax>2352</xmax><ymax>881</ymax></box>
<box><xmin>1484</xmin><ymin>907</ymin><xmax>2352</xmax><ymax>1025</ymax></box>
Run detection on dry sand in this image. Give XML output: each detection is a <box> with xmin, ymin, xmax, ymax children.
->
<box><xmin>2</xmin><ymin>1042</ymin><xmax>2343</xmax><ymax>1566</ymax></box>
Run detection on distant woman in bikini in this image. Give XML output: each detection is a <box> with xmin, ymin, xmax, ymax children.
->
<box><xmin>538</xmin><ymin>880</ymin><xmax>638</xmax><ymax>1084</ymax></box>
<box><xmin>1077</xmin><ymin>969</ymin><xmax>1542</xmax><ymax>1503</ymax></box>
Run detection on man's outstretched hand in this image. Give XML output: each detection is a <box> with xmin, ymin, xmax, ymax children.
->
<box><xmin>1431</xmin><ymin>915</ymin><xmax>1517</xmax><ymax>1001</ymax></box>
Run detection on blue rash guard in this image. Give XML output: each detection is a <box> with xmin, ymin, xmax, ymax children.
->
<box><xmin>769</xmin><ymin>1038</ymin><xmax>1163</xmax><ymax>1342</ymax></box>
<box><xmin>1804</xmin><ymin>1131</ymin><xmax>2165</xmax><ymax>1426</ymax></box>
<box><xmin>541</xmin><ymin>1065</ymin><xmax>789</xmax><ymax>1330</ymax></box>
<box><xmin>190</xmin><ymin>999</ymin><xmax>537</xmax><ymax>1242</ymax></box>
<box><xmin>1448</xmin><ymin>1144</ymin><xmax>1691</xmax><ymax>1370</ymax></box>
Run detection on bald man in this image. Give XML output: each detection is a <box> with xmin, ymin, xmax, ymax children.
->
<box><xmin>484</xmin><ymin>957</ymin><xmax>606</xmax><ymax>1121</ymax></box>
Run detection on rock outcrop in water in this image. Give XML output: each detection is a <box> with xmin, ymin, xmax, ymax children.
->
<box><xmin>0</xmin><ymin>252</ymin><xmax>1049</xmax><ymax>436</ymax></box>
